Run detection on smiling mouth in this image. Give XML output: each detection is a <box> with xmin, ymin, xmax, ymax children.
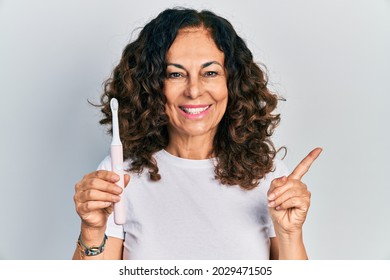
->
<box><xmin>179</xmin><ymin>105</ymin><xmax>211</xmax><ymax>115</ymax></box>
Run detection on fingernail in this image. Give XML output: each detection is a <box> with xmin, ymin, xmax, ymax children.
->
<box><xmin>104</xmin><ymin>202</ymin><xmax>112</xmax><ymax>207</ymax></box>
<box><xmin>275</xmin><ymin>206</ymin><xmax>281</xmax><ymax>210</ymax></box>
<box><xmin>268</xmin><ymin>193</ymin><xmax>275</xmax><ymax>200</ymax></box>
<box><xmin>112</xmin><ymin>174</ymin><xmax>120</xmax><ymax>181</ymax></box>
<box><xmin>268</xmin><ymin>201</ymin><xmax>275</xmax><ymax>207</ymax></box>
<box><xmin>113</xmin><ymin>196</ymin><xmax>121</xmax><ymax>202</ymax></box>
<box><xmin>115</xmin><ymin>187</ymin><xmax>123</xmax><ymax>194</ymax></box>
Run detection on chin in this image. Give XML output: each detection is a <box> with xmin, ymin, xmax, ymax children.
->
<box><xmin>180</xmin><ymin>125</ymin><xmax>216</xmax><ymax>137</ymax></box>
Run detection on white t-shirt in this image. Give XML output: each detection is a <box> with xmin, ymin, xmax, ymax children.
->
<box><xmin>98</xmin><ymin>149</ymin><xmax>289</xmax><ymax>259</ymax></box>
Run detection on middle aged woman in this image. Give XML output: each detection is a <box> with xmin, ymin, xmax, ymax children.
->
<box><xmin>73</xmin><ymin>8</ymin><xmax>322</xmax><ymax>260</ymax></box>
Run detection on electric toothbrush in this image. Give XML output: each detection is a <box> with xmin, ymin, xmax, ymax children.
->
<box><xmin>110</xmin><ymin>98</ymin><xmax>126</xmax><ymax>225</ymax></box>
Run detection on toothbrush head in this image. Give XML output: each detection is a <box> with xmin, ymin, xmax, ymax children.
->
<box><xmin>110</xmin><ymin>98</ymin><xmax>121</xmax><ymax>145</ymax></box>
<box><xmin>110</xmin><ymin>98</ymin><xmax>119</xmax><ymax>112</ymax></box>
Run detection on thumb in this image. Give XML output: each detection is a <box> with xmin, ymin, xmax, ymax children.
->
<box><xmin>124</xmin><ymin>174</ymin><xmax>131</xmax><ymax>188</ymax></box>
<box><xmin>268</xmin><ymin>176</ymin><xmax>287</xmax><ymax>192</ymax></box>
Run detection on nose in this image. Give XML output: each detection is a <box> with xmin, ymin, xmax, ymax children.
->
<box><xmin>184</xmin><ymin>76</ymin><xmax>203</xmax><ymax>99</ymax></box>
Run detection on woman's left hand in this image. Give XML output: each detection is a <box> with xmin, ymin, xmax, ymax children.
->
<box><xmin>267</xmin><ymin>148</ymin><xmax>322</xmax><ymax>236</ymax></box>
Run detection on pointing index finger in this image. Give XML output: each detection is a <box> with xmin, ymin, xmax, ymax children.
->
<box><xmin>288</xmin><ymin>147</ymin><xmax>323</xmax><ymax>180</ymax></box>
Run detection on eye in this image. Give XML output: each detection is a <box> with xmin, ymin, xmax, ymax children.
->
<box><xmin>167</xmin><ymin>72</ymin><xmax>184</xmax><ymax>79</ymax></box>
<box><xmin>204</xmin><ymin>71</ymin><xmax>218</xmax><ymax>77</ymax></box>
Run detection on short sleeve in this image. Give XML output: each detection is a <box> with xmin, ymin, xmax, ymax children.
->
<box><xmin>97</xmin><ymin>156</ymin><xmax>125</xmax><ymax>240</ymax></box>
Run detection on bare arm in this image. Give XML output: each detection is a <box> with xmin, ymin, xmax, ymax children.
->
<box><xmin>268</xmin><ymin>148</ymin><xmax>322</xmax><ymax>260</ymax></box>
<box><xmin>72</xmin><ymin>171</ymin><xmax>130</xmax><ymax>260</ymax></box>
<box><xmin>270</xmin><ymin>234</ymin><xmax>308</xmax><ymax>260</ymax></box>
<box><xmin>72</xmin><ymin>226</ymin><xmax>124</xmax><ymax>260</ymax></box>
<box><xmin>72</xmin><ymin>237</ymin><xmax>124</xmax><ymax>260</ymax></box>
<box><xmin>269</xmin><ymin>237</ymin><xmax>279</xmax><ymax>260</ymax></box>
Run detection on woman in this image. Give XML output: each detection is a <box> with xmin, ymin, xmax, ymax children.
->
<box><xmin>73</xmin><ymin>7</ymin><xmax>321</xmax><ymax>260</ymax></box>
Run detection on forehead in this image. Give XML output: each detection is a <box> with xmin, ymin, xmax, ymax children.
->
<box><xmin>166</xmin><ymin>27</ymin><xmax>224</xmax><ymax>62</ymax></box>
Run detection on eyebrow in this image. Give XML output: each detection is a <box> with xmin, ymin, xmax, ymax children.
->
<box><xmin>166</xmin><ymin>61</ymin><xmax>223</xmax><ymax>70</ymax></box>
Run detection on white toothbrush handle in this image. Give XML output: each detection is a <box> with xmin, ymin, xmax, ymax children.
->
<box><xmin>111</xmin><ymin>144</ymin><xmax>126</xmax><ymax>225</ymax></box>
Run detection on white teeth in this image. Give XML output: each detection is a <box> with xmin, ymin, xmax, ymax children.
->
<box><xmin>181</xmin><ymin>106</ymin><xmax>210</xmax><ymax>114</ymax></box>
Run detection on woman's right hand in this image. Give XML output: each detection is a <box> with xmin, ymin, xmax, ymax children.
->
<box><xmin>74</xmin><ymin>170</ymin><xmax>130</xmax><ymax>230</ymax></box>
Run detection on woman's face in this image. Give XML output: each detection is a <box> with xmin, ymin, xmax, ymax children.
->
<box><xmin>163</xmin><ymin>27</ymin><xmax>228</xmax><ymax>141</ymax></box>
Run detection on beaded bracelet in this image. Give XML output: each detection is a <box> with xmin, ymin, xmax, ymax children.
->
<box><xmin>77</xmin><ymin>233</ymin><xmax>108</xmax><ymax>258</ymax></box>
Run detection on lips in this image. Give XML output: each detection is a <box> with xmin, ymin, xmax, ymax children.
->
<box><xmin>178</xmin><ymin>104</ymin><xmax>212</xmax><ymax>119</ymax></box>
<box><xmin>179</xmin><ymin>105</ymin><xmax>211</xmax><ymax>115</ymax></box>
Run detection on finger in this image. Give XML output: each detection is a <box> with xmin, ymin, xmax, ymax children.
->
<box><xmin>267</xmin><ymin>179</ymin><xmax>303</xmax><ymax>201</ymax></box>
<box><xmin>76</xmin><ymin>189</ymin><xmax>121</xmax><ymax>204</ymax></box>
<box><xmin>289</xmin><ymin>147</ymin><xmax>323</xmax><ymax>180</ymax></box>
<box><xmin>268</xmin><ymin>185</ymin><xmax>308</xmax><ymax>208</ymax></box>
<box><xmin>84</xmin><ymin>170</ymin><xmax>120</xmax><ymax>183</ymax></box>
<box><xmin>124</xmin><ymin>174</ymin><xmax>130</xmax><ymax>188</ymax></box>
<box><xmin>268</xmin><ymin>176</ymin><xmax>288</xmax><ymax>196</ymax></box>
<box><xmin>78</xmin><ymin>201</ymin><xmax>113</xmax><ymax>213</ymax></box>
<box><xmin>274</xmin><ymin>195</ymin><xmax>310</xmax><ymax>212</ymax></box>
<box><xmin>79</xmin><ymin>177</ymin><xmax>123</xmax><ymax>195</ymax></box>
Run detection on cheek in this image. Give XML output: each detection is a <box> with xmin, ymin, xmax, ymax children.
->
<box><xmin>163</xmin><ymin>82</ymin><xmax>181</xmax><ymax>105</ymax></box>
<box><xmin>164</xmin><ymin>101</ymin><xmax>176</xmax><ymax>120</ymax></box>
<box><xmin>163</xmin><ymin>84</ymin><xmax>172</xmax><ymax>103</ymax></box>
<box><xmin>213</xmin><ymin>83</ymin><xmax>228</xmax><ymax>104</ymax></box>
<box><xmin>163</xmin><ymin>87</ymin><xmax>179</xmax><ymax>120</ymax></box>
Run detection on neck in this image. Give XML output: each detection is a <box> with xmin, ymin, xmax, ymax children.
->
<box><xmin>165</xmin><ymin>133</ymin><xmax>215</xmax><ymax>160</ymax></box>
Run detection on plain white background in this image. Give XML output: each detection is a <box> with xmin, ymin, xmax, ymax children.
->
<box><xmin>0</xmin><ymin>0</ymin><xmax>389</xmax><ymax>259</ymax></box>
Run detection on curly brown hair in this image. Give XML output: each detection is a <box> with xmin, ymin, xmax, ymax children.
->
<box><xmin>98</xmin><ymin>7</ymin><xmax>281</xmax><ymax>190</ymax></box>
